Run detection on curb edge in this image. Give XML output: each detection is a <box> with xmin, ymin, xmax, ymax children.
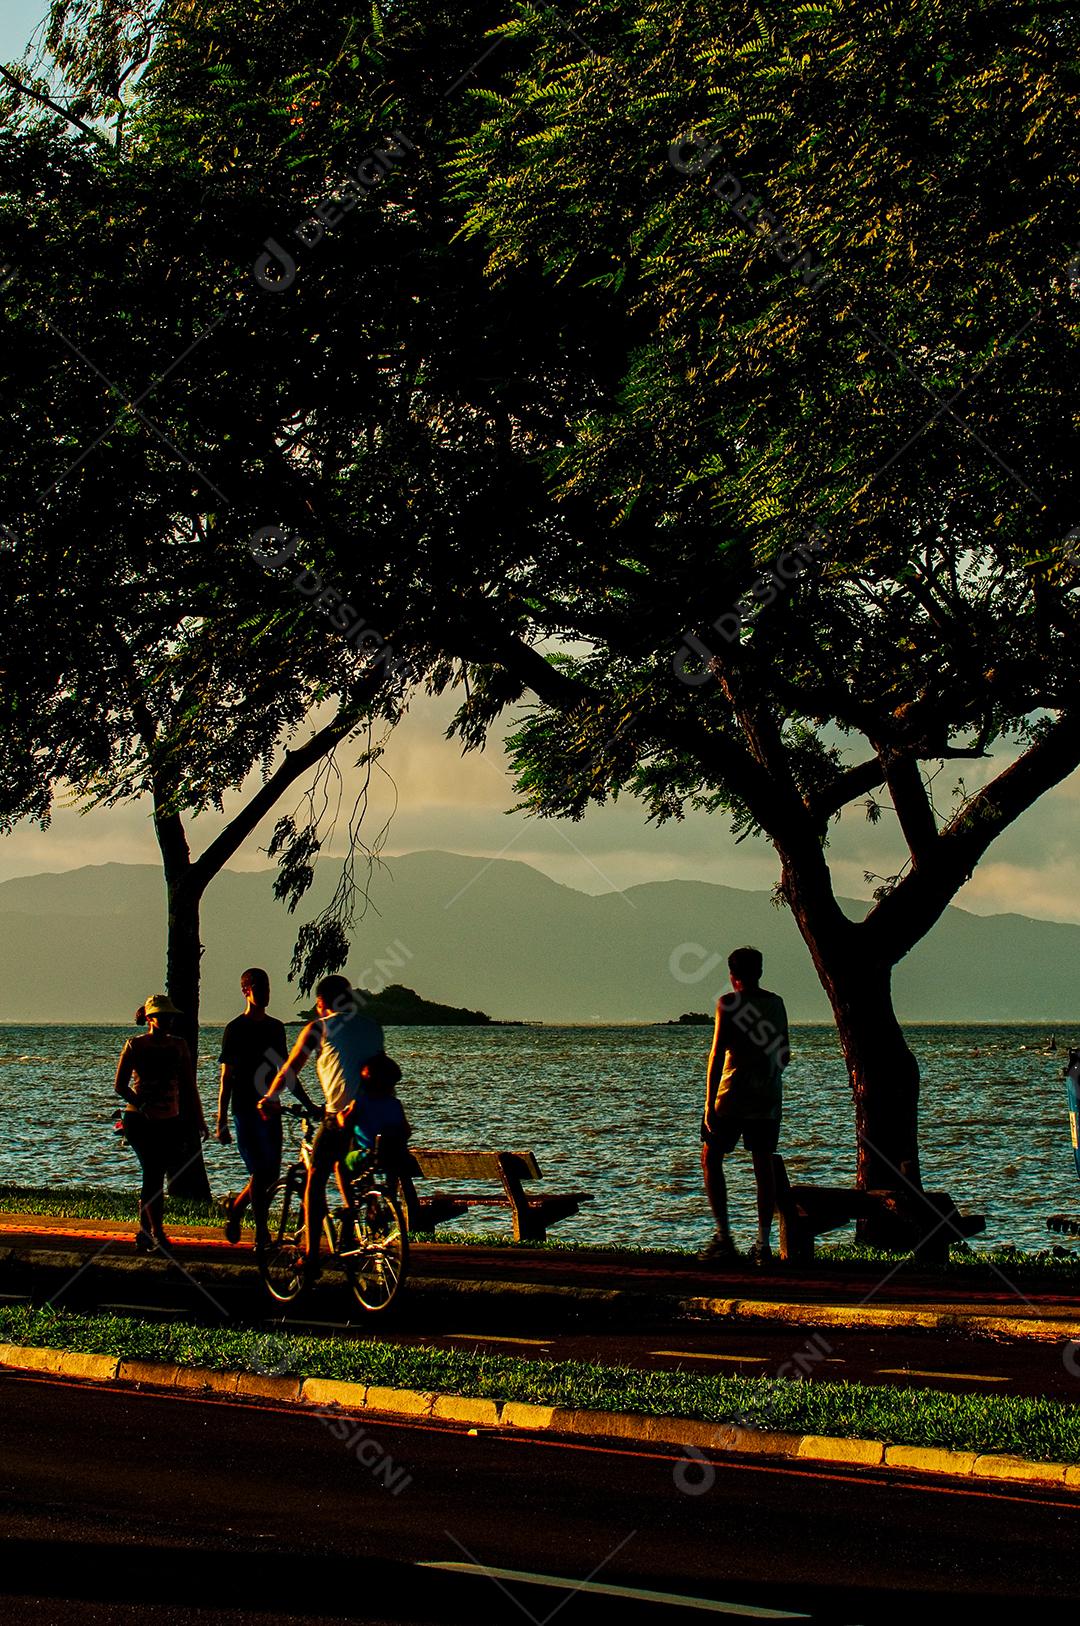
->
<box><xmin>2</xmin><ymin>1341</ymin><xmax>1077</xmax><ymax>1492</ymax></box>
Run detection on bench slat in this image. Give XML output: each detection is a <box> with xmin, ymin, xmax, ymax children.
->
<box><xmin>411</xmin><ymin>1148</ymin><xmax>543</xmax><ymax>1182</ymax></box>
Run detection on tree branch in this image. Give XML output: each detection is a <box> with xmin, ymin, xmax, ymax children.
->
<box><xmin>0</xmin><ymin>63</ymin><xmax>100</xmax><ymax>140</ymax></box>
<box><xmin>188</xmin><ymin>692</ymin><xmax>378</xmax><ymax>892</ymax></box>
<box><xmin>865</xmin><ymin>710</ymin><xmax>1080</xmax><ymax>960</ymax></box>
<box><xmin>879</xmin><ymin>749</ymin><xmax>938</xmax><ymax>867</ymax></box>
<box><xmin>805</xmin><ymin>757</ymin><xmax>887</xmax><ymax>827</ymax></box>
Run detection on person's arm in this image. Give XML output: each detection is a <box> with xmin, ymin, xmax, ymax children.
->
<box><xmin>259</xmin><ymin>1022</ymin><xmax>320</xmax><ymax>1113</ymax></box>
<box><xmin>216</xmin><ymin>1064</ymin><xmax>234</xmax><ymax>1143</ymax></box>
<box><xmin>114</xmin><ymin>1043</ymin><xmax>138</xmax><ymax>1109</ymax></box>
<box><xmin>704</xmin><ymin>1001</ymin><xmax>726</xmax><ymax>1134</ymax></box>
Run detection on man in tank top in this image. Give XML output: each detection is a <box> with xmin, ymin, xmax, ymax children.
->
<box><xmin>700</xmin><ymin>946</ymin><xmax>790</xmax><ymax>1268</ymax></box>
<box><xmin>260</xmin><ymin>974</ymin><xmax>386</xmax><ymax>1282</ymax></box>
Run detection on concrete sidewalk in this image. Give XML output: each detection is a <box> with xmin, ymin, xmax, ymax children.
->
<box><xmin>2</xmin><ymin>1213</ymin><xmax>1079</xmax><ymax>1343</ymax></box>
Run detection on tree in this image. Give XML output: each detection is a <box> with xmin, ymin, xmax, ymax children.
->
<box><xmin>7</xmin><ymin>0</ymin><xmax>1078</xmax><ymax>1228</ymax></box>
<box><xmin>0</xmin><ymin>35</ymin><xmax>417</xmax><ymax>1192</ymax></box>
<box><xmin>439</xmin><ymin>0</ymin><xmax>1080</xmax><ymax>1216</ymax></box>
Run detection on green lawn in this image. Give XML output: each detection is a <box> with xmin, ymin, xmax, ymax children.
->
<box><xmin>1</xmin><ymin>1303</ymin><xmax>1078</xmax><ymax>1463</ymax></box>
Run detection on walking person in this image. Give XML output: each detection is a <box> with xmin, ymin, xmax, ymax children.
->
<box><xmin>258</xmin><ymin>974</ymin><xmax>386</xmax><ymax>1286</ymax></box>
<box><xmin>115</xmin><ymin>995</ymin><xmax>209</xmax><ymax>1253</ymax></box>
<box><xmin>215</xmin><ymin>968</ymin><xmax>290</xmax><ymax>1253</ymax></box>
<box><xmin>700</xmin><ymin>946</ymin><xmax>790</xmax><ymax>1267</ymax></box>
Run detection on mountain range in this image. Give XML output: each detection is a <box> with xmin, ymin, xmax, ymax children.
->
<box><xmin>0</xmin><ymin>850</ymin><xmax>1075</xmax><ymax>1024</ymax></box>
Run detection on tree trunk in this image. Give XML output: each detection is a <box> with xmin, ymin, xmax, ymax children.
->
<box><xmin>163</xmin><ymin>873</ymin><xmax>212</xmax><ymax>1202</ymax></box>
<box><xmin>780</xmin><ymin>855</ymin><xmax>922</xmax><ymax>1243</ymax></box>
<box><xmin>819</xmin><ymin>954</ymin><xmax>922</xmax><ymax>1197</ymax></box>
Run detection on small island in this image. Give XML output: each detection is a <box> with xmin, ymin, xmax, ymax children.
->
<box><xmin>296</xmin><ymin>982</ymin><xmax>496</xmax><ymax>1025</ymax></box>
<box><xmin>658</xmin><ymin>1012</ymin><xmax>714</xmax><ymax>1026</ymax></box>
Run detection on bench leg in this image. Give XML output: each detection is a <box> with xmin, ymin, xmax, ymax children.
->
<box><xmin>778</xmin><ymin>1212</ymin><xmax>813</xmax><ymax>1266</ymax></box>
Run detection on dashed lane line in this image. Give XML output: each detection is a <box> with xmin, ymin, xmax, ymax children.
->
<box><xmin>417</xmin><ymin>1561</ymin><xmax>811</xmax><ymax>1617</ymax></box>
<box><xmin>651</xmin><ymin>1350</ymin><xmax>771</xmax><ymax>1362</ymax></box>
<box><xmin>876</xmin><ymin>1368</ymin><xmax>1009</xmax><ymax>1383</ymax></box>
<box><xmin>445</xmin><ymin>1333</ymin><xmax>551</xmax><ymax>1346</ymax></box>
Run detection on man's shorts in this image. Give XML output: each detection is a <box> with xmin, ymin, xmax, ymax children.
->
<box><xmin>701</xmin><ymin>1114</ymin><xmax>780</xmax><ymax>1155</ymax></box>
<box><xmin>233</xmin><ymin>1107</ymin><xmax>283</xmax><ymax>1177</ymax></box>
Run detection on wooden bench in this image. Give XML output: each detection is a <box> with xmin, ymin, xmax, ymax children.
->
<box><xmin>773</xmin><ymin>1155</ymin><xmax>985</xmax><ymax>1265</ymax></box>
<box><xmin>394</xmin><ymin>1149</ymin><xmax>592</xmax><ymax>1242</ymax></box>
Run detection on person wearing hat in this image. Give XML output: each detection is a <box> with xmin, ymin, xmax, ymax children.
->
<box><xmin>115</xmin><ymin>995</ymin><xmax>209</xmax><ymax>1253</ymax></box>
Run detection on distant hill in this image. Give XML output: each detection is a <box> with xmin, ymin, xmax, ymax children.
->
<box><xmin>297</xmin><ymin>983</ymin><xmax>494</xmax><ymax>1026</ymax></box>
<box><xmin>0</xmin><ymin>850</ymin><xmax>1077</xmax><ymax>1024</ymax></box>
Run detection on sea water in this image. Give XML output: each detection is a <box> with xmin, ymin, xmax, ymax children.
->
<box><xmin>0</xmin><ymin>1022</ymin><xmax>1074</xmax><ymax>1251</ymax></box>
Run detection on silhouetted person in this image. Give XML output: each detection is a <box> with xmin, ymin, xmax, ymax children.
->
<box><xmin>259</xmin><ymin>974</ymin><xmax>385</xmax><ymax>1285</ymax></box>
<box><xmin>700</xmin><ymin>946</ymin><xmax>790</xmax><ymax>1267</ymax></box>
<box><xmin>216</xmin><ymin>968</ymin><xmax>289</xmax><ymax>1253</ymax></box>
<box><xmin>115</xmin><ymin>995</ymin><xmax>208</xmax><ymax>1253</ymax></box>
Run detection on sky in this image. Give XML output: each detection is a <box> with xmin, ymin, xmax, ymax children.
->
<box><xmin>3</xmin><ymin>3</ymin><xmax>1079</xmax><ymax>924</ymax></box>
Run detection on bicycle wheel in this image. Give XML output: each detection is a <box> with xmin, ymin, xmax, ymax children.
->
<box><xmin>343</xmin><ymin>1187</ymin><xmax>408</xmax><ymax>1312</ymax></box>
<box><xmin>259</xmin><ymin>1174</ymin><xmax>306</xmax><ymax>1303</ymax></box>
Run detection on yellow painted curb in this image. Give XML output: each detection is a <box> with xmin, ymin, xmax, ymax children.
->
<box><xmin>727</xmin><ymin>1426</ymin><xmax>806</xmax><ymax>1457</ymax></box>
<box><xmin>798</xmin><ymin>1434</ymin><xmax>885</xmax><ymax>1466</ymax></box>
<box><xmin>174</xmin><ymin>1365</ymin><xmax>240</xmax><ymax>1395</ymax></box>
<box><xmin>500</xmin><ymin>1400</ymin><xmax>556</xmax><ymax>1430</ymax></box>
<box><xmin>431</xmin><ymin>1394</ymin><xmax>502</xmax><ymax>1426</ymax></box>
<box><xmin>640</xmin><ymin>1417</ymin><xmax>736</xmax><ymax>1452</ymax></box>
<box><xmin>53</xmin><ymin>1350</ymin><xmax>121</xmax><ymax>1382</ymax></box>
<box><xmin>364</xmin><ymin>1384</ymin><xmax>435</xmax><ymax>1417</ymax></box>
<box><xmin>118</xmin><ymin>1358</ymin><xmax>180</xmax><ymax>1387</ymax></box>
<box><xmin>299</xmin><ymin>1377</ymin><xmax>368</xmax><ymax>1409</ymax></box>
<box><xmin>884</xmin><ymin>1444</ymin><xmax>979</xmax><ymax>1476</ymax></box>
<box><xmin>678</xmin><ymin>1298</ymin><xmax>1080</xmax><ymax>1344</ymax></box>
<box><xmin>235</xmin><ymin>1372</ymin><xmax>303</xmax><ymax>1403</ymax></box>
<box><xmin>971</xmin><ymin>1453</ymin><xmax>1068</xmax><ymax>1485</ymax></box>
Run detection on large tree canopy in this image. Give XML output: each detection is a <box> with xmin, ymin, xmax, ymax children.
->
<box><xmin>3</xmin><ymin>0</ymin><xmax>1078</xmax><ymax>1221</ymax></box>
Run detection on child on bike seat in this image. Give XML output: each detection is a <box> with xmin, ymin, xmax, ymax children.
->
<box><xmin>345</xmin><ymin>1062</ymin><xmax>411</xmax><ymax>1175</ymax></box>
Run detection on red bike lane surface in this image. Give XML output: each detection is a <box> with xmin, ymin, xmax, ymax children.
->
<box><xmin>3</xmin><ymin>1214</ymin><xmax>1077</xmax><ymax>1312</ymax></box>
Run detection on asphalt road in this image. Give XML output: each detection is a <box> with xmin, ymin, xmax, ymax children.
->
<box><xmin>0</xmin><ymin>1370</ymin><xmax>1078</xmax><ymax>1623</ymax></box>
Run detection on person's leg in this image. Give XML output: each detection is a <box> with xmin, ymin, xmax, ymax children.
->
<box><xmin>143</xmin><ymin>1124</ymin><xmax>170</xmax><ymax>1242</ymax></box>
<box><xmin>303</xmin><ymin>1119</ymin><xmax>341</xmax><ymax>1271</ymax></box>
<box><xmin>701</xmin><ymin>1139</ymin><xmax>732</xmax><ymax>1240</ymax></box>
<box><xmin>747</xmin><ymin>1122</ymin><xmax>780</xmax><ymax>1263</ymax></box>
<box><xmin>750</xmin><ymin>1145</ymin><xmax>776</xmax><ymax>1248</ymax></box>
<box><xmin>252</xmin><ymin>1112</ymin><xmax>283</xmax><ymax>1249</ymax></box>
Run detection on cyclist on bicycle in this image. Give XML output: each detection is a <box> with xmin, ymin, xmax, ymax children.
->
<box><xmin>258</xmin><ymin>974</ymin><xmax>387</xmax><ymax>1284</ymax></box>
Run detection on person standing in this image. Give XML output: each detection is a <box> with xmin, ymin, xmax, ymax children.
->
<box><xmin>215</xmin><ymin>968</ymin><xmax>290</xmax><ymax>1253</ymax></box>
<box><xmin>115</xmin><ymin>995</ymin><xmax>208</xmax><ymax>1253</ymax></box>
<box><xmin>700</xmin><ymin>946</ymin><xmax>790</xmax><ymax>1267</ymax></box>
<box><xmin>259</xmin><ymin>974</ymin><xmax>385</xmax><ymax>1285</ymax></box>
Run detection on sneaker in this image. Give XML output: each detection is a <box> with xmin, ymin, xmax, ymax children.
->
<box><xmin>218</xmin><ymin>1194</ymin><xmax>242</xmax><ymax>1245</ymax></box>
<box><xmin>697</xmin><ymin>1235</ymin><xmax>740</xmax><ymax>1265</ymax></box>
<box><xmin>749</xmin><ymin>1240</ymin><xmax>774</xmax><ymax>1269</ymax></box>
<box><xmin>134</xmin><ymin>1230</ymin><xmax>156</xmax><ymax>1255</ymax></box>
<box><xmin>152</xmin><ymin>1231</ymin><xmax>175</xmax><ymax>1257</ymax></box>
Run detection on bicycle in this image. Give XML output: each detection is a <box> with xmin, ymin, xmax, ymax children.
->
<box><xmin>259</xmin><ymin>1104</ymin><xmax>409</xmax><ymax>1312</ymax></box>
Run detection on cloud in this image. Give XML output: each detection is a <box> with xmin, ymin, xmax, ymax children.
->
<box><xmin>3</xmin><ymin>691</ymin><xmax>1079</xmax><ymax>925</ymax></box>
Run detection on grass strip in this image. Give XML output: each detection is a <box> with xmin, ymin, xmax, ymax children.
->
<box><xmin>3</xmin><ymin>1184</ymin><xmax>1079</xmax><ymax>1284</ymax></box>
<box><xmin>1</xmin><ymin>1304</ymin><xmax>1078</xmax><ymax>1463</ymax></box>
<box><xmin>0</xmin><ymin>1183</ymin><xmax>219</xmax><ymax>1226</ymax></box>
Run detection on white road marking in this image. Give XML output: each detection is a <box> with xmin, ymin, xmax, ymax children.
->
<box><xmin>876</xmin><ymin>1368</ymin><xmax>1008</xmax><ymax>1383</ymax></box>
<box><xmin>651</xmin><ymin>1350</ymin><xmax>770</xmax><ymax>1363</ymax></box>
<box><xmin>417</xmin><ymin>1561</ymin><xmax>810</xmax><ymax>1617</ymax></box>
